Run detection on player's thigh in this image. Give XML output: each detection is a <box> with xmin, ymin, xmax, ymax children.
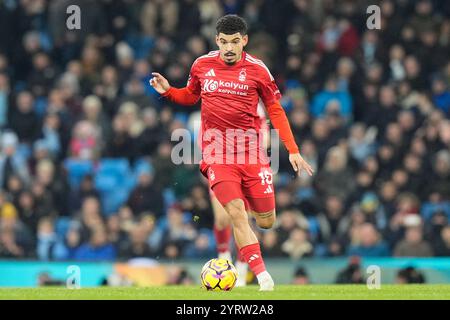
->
<box><xmin>211</xmin><ymin>181</ymin><xmax>248</xmax><ymax>210</ymax></box>
<box><xmin>241</xmin><ymin>164</ymin><xmax>276</xmax><ymax>229</ymax></box>
<box><xmin>212</xmin><ymin>181</ymin><xmax>249</xmax><ymax>220</ymax></box>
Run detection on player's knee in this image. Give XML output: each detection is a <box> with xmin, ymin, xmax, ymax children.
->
<box><xmin>224</xmin><ymin>199</ymin><xmax>246</xmax><ymax>222</ymax></box>
<box><xmin>255</xmin><ymin>210</ymin><xmax>276</xmax><ymax>229</ymax></box>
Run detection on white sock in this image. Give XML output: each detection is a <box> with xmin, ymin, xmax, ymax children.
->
<box><xmin>235</xmin><ymin>261</ymin><xmax>248</xmax><ymax>286</ymax></box>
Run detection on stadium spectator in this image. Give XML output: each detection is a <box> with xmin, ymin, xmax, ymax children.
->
<box><xmin>183</xmin><ymin>230</ymin><xmax>216</xmax><ymax>259</ymax></box>
<box><xmin>0</xmin><ymin>132</ymin><xmax>30</xmax><ymax>188</ymax></box>
<box><xmin>310</xmin><ymin>76</ymin><xmax>352</xmax><ymax>120</ymax></box>
<box><xmin>8</xmin><ymin>91</ymin><xmax>40</xmax><ymax>144</ymax></box>
<box><xmin>73</xmin><ymin>226</ymin><xmax>116</xmax><ymax>261</ymax></box>
<box><xmin>281</xmin><ymin>227</ymin><xmax>313</xmax><ymax>260</ymax></box>
<box><xmin>395</xmin><ymin>266</ymin><xmax>426</xmax><ymax>284</ymax></box>
<box><xmin>118</xmin><ymin>225</ymin><xmax>154</xmax><ymax>260</ymax></box>
<box><xmin>36</xmin><ymin>217</ymin><xmax>68</xmax><ymax>261</ymax></box>
<box><xmin>393</xmin><ymin>224</ymin><xmax>434</xmax><ymax>257</ymax></box>
<box><xmin>347</xmin><ymin>223</ymin><xmax>390</xmax><ymax>257</ymax></box>
<box><xmin>261</xmin><ymin>230</ymin><xmax>284</xmax><ymax>258</ymax></box>
<box><xmin>314</xmin><ymin>146</ymin><xmax>355</xmax><ymax>201</ymax></box>
<box><xmin>335</xmin><ymin>256</ymin><xmax>365</xmax><ymax>284</ymax></box>
<box><xmin>292</xmin><ymin>266</ymin><xmax>310</xmax><ymax>285</ymax></box>
<box><xmin>127</xmin><ymin>163</ymin><xmax>164</xmax><ymax>218</ymax></box>
<box><xmin>432</xmin><ymin>225</ymin><xmax>450</xmax><ymax>257</ymax></box>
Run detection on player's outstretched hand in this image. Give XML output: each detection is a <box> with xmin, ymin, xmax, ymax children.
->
<box><xmin>289</xmin><ymin>153</ymin><xmax>314</xmax><ymax>177</ymax></box>
<box><xmin>149</xmin><ymin>72</ymin><xmax>170</xmax><ymax>94</ymax></box>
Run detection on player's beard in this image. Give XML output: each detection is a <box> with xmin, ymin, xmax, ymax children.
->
<box><xmin>223</xmin><ymin>52</ymin><xmax>240</xmax><ymax>65</ymax></box>
<box><xmin>224</xmin><ymin>56</ymin><xmax>236</xmax><ymax>65</ymax></box>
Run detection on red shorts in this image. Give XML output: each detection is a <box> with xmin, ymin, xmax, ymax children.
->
<box><xmin>201</xmin><ymin>162</ymin><xmax>275</xmax><ymax>213</ymax></box>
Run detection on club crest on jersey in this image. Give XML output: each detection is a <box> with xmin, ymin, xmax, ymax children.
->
<box><xmin>208</xmin><ymin>168</ymin><xmax>215</xmax><ymax>181</ymax></box>
<box><xmin>239</xmin><ymin>69</ymin><xmax>246</xmax><ymax>82</ymax></box>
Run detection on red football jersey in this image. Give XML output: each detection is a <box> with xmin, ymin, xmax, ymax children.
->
<box><xmin>187</xmin><ymin>50</ymin><xmax>281</xmax><ymax>164</ymax></box>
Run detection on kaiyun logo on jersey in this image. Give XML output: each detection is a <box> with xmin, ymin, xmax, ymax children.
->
<box><xmin>203</xmin><ymin>79</ymin><xmax>219</xmax><ymax>92</ymax></box>
<box><xmin>203</xmin><ymin>79</ymin><xmax>249</xmax><ymax>95</ymax></box>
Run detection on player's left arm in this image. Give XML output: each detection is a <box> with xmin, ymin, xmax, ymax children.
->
<box><xmin>266</xmin><ymin>101</ymin><xmax>314</xmax><ymax>176</ymax></box>
<box><xmin>257</xmin><ymin>66</ymin><xmax>314</xmax><ymax>176</ymax></box>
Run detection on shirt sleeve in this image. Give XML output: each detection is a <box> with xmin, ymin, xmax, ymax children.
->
<box><xmin>186</xmin><ymin>60</ymin><xmax>201</xmax><ymax>95</ymax></box>
<box><xmin>266</xmin><ymin>101</ymin><xmax>299</xmax><ymax>154</ymax></box>
<box><xmin>256</xmin><ymin>64</ymin><xmax>281</xmax><ymax>106</ymax></box>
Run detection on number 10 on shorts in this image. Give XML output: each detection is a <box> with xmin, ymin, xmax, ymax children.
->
<box><xmin>258</xmin><ymin>170</ymin><xmax>273</xmax><ymax>185</ymax></box>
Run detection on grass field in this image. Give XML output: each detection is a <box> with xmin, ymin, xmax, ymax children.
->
<box><xmin>1</xmin><ymin>284</ymin><xmax>450</xmax><ymax>300</ymax></box>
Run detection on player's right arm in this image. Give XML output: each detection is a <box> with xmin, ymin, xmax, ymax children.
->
<box><xmin>149</xmin><ymin>72</ymin><xmax>200</xmax><ymax>105</ymax></box>
<box><xmin>149</xmin><ymin>61</ymin><xmax>201</xmax><ymax>106</ymax></box>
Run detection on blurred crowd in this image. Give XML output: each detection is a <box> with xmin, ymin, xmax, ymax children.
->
<box><xmin>0</xmin><ymin>0</ymin><xmax>449</xmax><ymax>262</ymax></box>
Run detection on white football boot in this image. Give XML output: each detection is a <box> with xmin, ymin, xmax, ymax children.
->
<box><xmin>257</xmin><ymin>271</ymin><xmax>275</xmax><ymax>291</ymax></box>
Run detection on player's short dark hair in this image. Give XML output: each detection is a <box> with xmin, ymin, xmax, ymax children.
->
<box><xmin>216</xmin><ymin>15</ymin><xmax>248</xmax><ymax>36</ymax></box>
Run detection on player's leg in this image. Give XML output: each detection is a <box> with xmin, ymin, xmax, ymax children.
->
<box><xmin>211</xmin><ymin>190</ymin><xmax>233</xmax><ymax>261</ymax></box>
<box><xmin>211</xmin><ymin>189</ymin><xmax>249</xmax><ymax>286</ymax></box>
<box><xmin>201</xmin><ymin>161</ymin><xmax>234</xmax><ymax>261</ymax></box>
<box><xmin>240</xmin><ymin>165</ymin><xmax>277</xmax><ymax>290</ymax></box>
<box><xmin>245</xmin><ymin>166</ymin><xmax>276</xmax><ymax>230</ymax></box>
<box><xmin>212</xmin><ymin>181</ymin><xmax>273</xmax><ymax>291</ymax></box>
<box><xmin>234</xmin><ymin>242</ymin><xmax>249</xmax><ymax>287</ymax></box>
<box><xmin>248</xmin><ymin>199</ymin><xmax>276</xmax><ymax>230</ymax></box>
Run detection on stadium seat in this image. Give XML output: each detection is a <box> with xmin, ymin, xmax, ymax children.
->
<box><xmin>421</xmin><ymin>202</ymin><xmax>450</xmax><ymax>222</ymax></box>
<box><xmin>100</xmin><ymin>187</ymin><xmax>131</xmax><ymax>215</ymax></box>
<box><xmin>63</xmin><ymin>159</ymin><xmax>94</xmax><ymax>189</ymax></box>
<box><xmin>97</xmin><ymin>158</ymin><xmax>130</xmax><ymax>177</ymax></box>
<box><xmin>94</xmin><ymin>158</ymin><xmax>136</xmax><ymax>215</ymax></box>
<box><xmin>94</xmin><ymin>172</ymin><xmax>119</xmax><ymax>192</ymax></box>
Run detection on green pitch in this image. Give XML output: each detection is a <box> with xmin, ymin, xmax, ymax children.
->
<box><xmin>1</xmin><ymin>284</ymin><xmax>450</xmax><ymax>300</ymax></box>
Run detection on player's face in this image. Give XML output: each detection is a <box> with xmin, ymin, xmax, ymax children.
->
<box><xmin>216</xmin><ymin>32</ymin><xmax>248</xmax><ymax>65</ymax></box>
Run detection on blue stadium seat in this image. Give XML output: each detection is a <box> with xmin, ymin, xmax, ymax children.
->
<box><xmin>63</xmin><ymin>159</ymin><xmax>94</xmax><ymax>189</ymax></box>
<box><xmin>94</xmin><ymin>172</ymin><xmax>119</xmax><ymax>192</ymax></box>
<box><xmin>94</xmin><ymin>158</ymin><xmax>136</xmax><ymax>215</ymax></box>
<box><xmin>98</xmin><ymin>158</ymin><xmax>130</xmax><ymax>177</ymax></box>
<box><xmin>100</xmin><ymin>187</ymin><xmax>131</xmax><ymax>215</ymax></box>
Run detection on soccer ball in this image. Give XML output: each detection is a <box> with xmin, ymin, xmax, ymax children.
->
<box><xmin>200</xmin><ymin>258</ymin><xmax>237</xmax><ymax>291</ymax></box>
